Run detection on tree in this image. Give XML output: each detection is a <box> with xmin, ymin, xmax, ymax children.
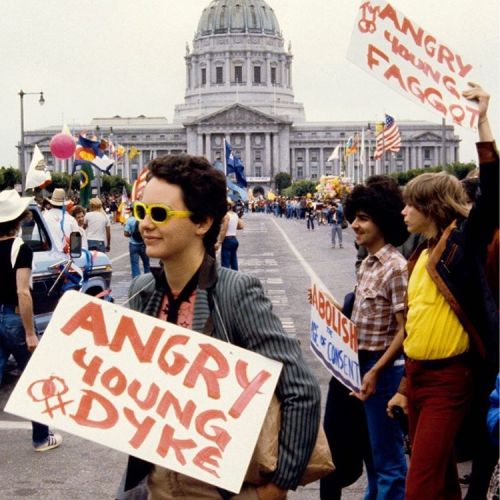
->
<box><xmin>0</xmin><ymin>167</ymin><xmax>21</xmax><ymax>190</ymax></box>
<box><xmin>282</xmin><ymin>179</ymin><xmax>317</xmax><ymax>197</ymax></box>
<box><xmin>274</xmin><ymin>172</ymin><xmax>292</xmax><ymax>193</ymax></box>
<box><xmin>391</xmin><ymin>162</ymin><xmax>476</xmax><ymax>186</ymax></box>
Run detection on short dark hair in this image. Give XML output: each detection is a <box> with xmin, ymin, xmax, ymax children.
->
<box><xmin>0</xmin><ymin>211</ymin><xmax>29</xmax><ymax>237</ymax></box>
<box><xmin>71</xmin><ymin>205</ymin><xmax>86</xmax><ymax>218</ymax></box>
<box><xmin>345</xmin><ymin>175</ymin><xmax>408</xmax><ymax>246</ymax></box>
<box><xmin>147</xmin><ymin>155</ymin><xmax>227</xmax><ymax>255</ymax></box>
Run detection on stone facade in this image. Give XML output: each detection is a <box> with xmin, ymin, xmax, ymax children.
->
<box><xmin>19</xmin><ymin>0</ymin><xmax>461</xmax><ymax>188</ymax></box>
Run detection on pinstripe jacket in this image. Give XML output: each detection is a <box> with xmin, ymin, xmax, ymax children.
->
<box><xmin>123</xmin><ymin>253</ymin><xmax>321</xmax><ymax>492</ymax></box>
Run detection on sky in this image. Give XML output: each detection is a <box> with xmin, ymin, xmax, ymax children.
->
<box><xmin>1</xmin><ymin>0</ymin><xmax>499</xmax><ymax>168</ymax></box>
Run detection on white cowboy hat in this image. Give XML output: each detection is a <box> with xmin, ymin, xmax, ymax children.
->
<box><xmin>0</xmin><ymin>190</ymin><xmax>33</xmax><ymax>223</ymax></box>
<box><xmin>45</xmin><ymin>188</ymin><xmax>68</xmax><ymax>207</ymax></box>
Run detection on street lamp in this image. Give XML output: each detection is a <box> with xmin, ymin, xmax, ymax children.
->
<box><xmin>19</xmin><ymin>89</ymin><xmax>45</xmax><ymax>192</ymax></box>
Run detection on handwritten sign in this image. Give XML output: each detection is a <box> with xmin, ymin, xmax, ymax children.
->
<box><xmin>310</xmin><ymin>281</ymin><xmax>361</xmax><ymax>392</ymax></box>
<box><xmin>347</xmin><ymin>0</ymin><xmax>479</xmax><ymax>129</ymax></box>
<box><xmin>5</xmin><ymin>291</ymin><xmax>282</xmax><ymax>493</ymax></box>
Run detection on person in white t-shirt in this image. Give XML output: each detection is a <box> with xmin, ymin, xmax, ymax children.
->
<box><xmin>42</xmin><ymin>188</ymin><xmax>80</xmax><ymax>253</ymax></box>
<box><xmin>85</xmin><ymin>198</ymin><xmax>111</xmax><ymax>252</ymax></box>
<box><xmin>215</xmin><ymin>201</ymin><xmax>244</xmax><ymax>270</ymax></box>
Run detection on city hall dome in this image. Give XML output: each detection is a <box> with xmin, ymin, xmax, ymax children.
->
<box><xmin>196</xmin><ymin>0</ymin><xmax>281</xmax><ymax>38</ymax></box>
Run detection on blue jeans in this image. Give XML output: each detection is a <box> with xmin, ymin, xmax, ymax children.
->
<box><xmin>360</xmin><ymin>350</ymin><xmax>407</xmax><ymax>500</ymax></box>
<box><xmin>331</xmin><ymin>223</ymin><xmax>343</xmax><ymax>246</ymax></box>
<box><xmin>0</xmin><ymin>308</ymin><xmax>49</xmax><ymax>444</ymax></box>
<box><xmin>129</xmin><ymin>242</ymin><xmax>151</xmax><ymax>279</ymax></box>
<box><xmin>221</xmin><ymin>236</ymin><xmax>239</xmax><ymax>270</ymax></box>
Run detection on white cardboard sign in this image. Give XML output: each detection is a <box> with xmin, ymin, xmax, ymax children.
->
<box><xmin>5</xmin><ymin>291</ymin><xmax>282</xmax><ymax>493</ymax></box>
<box><xmin>310</xmin><ymin>281</ymin><xmax>361</xmax><ymax>392</ymax></box>
<box><xmin>347</xmin><ymin>0</ymin><xmax>479</xmax><ymax>129</ymax></box>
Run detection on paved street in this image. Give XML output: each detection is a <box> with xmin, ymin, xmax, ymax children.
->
<box><xmin>0</xmin><ymin>213</ymin><xmax>469</xmax><ymax>499</ymax></box>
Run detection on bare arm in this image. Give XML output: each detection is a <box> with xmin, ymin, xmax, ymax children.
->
<box><xmin>106</xmin><ymin>225</ymin><xmax>111</xmax><ymax>250</ymax></box>
<box><xmin>463</xmin><ymin>82</ymin><xmax>493</xmax><ymax>142</ymax></box>
<box><xmin>214</xmin><ymin>213</ymin><xmax>230</xmax><ymax>252</ymax></box>
<box><xmin>16</xmin><ymin>268</ymin><xmax>38</xmax><ymax>352</ymax></box>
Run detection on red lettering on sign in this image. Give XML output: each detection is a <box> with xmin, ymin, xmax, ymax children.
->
<box><xmin>367</xmin><ymin>43</ymin><xmax>389</xmax><ymax>70</ymax></box>
<box><xmin>156</xmin><ymin>424</ymin><xmax>197</xmax><ymax>465</ymax></box>
<box><xmin>101</xmin><ymin>366</ymin><xmax>127</xmax><ymax>396</ymax></box>
<box><xmin>71</xmin><ymin>389</ymin><xmax>118</xmax><ymax>429</ymax></box>
<box><xmin>193</xmin><ymin>446</ymin><xmax>222</xmax><ymax>478</ymax></box>
<box><xmin>195</xmin><ymin>410</ymin><xmax>231</xmax><ymax>451</ymax></box>
<box><xmin>123</xmin><ymin>407</ymin><xmax>156</xmax><ymax>449</ymax></box>
<box><xmin>73</xmin><ymin>348</ymin><xmax>102</xmax><ymax>386</ymax></box>
<box><xmin>156</xmin><ymin>391</ymin><xmax>196</xmax><ymax>429</ymax></box>
<box><xmin>443</xmin><ymin>76</ymin><xmax>460</xmax><ymax>100</ymax></box>
<box><xmin>109</xmin><ymin>316</ymin><xmax>164</xmax><ymax>362</ymax></box>
<box><xmin>183</xmin><ymin>344</ymin><xmax>229</xmax><ymax>399</ymax></box>
<box><xmin>158</xmin><ymin>334</ymin><xmax>190</xmax><ymax>375</ymax></box>
<box><xmin>318</xmin><ymin>292</ymin><xmax>325</xmax><ymax>319</ymax></box>
<box><xmin>229</xmin><ymin>361</ymin><xmax>272</xmax><ymax>419</ymax></box>
<box><xmin>128</xmin><ymin>379</ymin><xmax>160</xmax><ymax>411</ymax></box>
<box><xmin>61</xmin><ymin>302</ymin><xmax>108</xmax><ymax>346</ymax></box>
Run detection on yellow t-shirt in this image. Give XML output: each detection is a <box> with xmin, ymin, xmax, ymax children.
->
<box><xmin>404</xmin><ymin>250</ymin><xmax>470</xmax><ymax>360</ymax></box>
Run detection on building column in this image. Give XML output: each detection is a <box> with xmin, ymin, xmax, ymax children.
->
<box><xmin>245</xmin><ymin>133</ymin><xmax>252</xmax><ymax>171</ymax></box>
<box><xmin>207</xmin><ymin>56</ymin><xmax>212</xmax><ymax>88</ymax></box>
<box><xmin>246</xmin><ymin>53</ymin><xmax>252</xmax><ymax>87</ymax></box>
<box><xmin>272</xmin><ymin>133</ymin><xmax>279</xmax><ymax>177</ymax></box>
<box><xmin>225</xmin><ymin>51</ymin><xmax>231</xmax><ymax>87</ymax></box>
<box><xmin>265</xmin><ymin>132</ymin><xmax>271</xmax><ymax>178</ymax></box>
<box><xmin>291</xmin><ymin>148</ymin><xmax>296</xmax><ymax>178</ymax></box>
<box><xmin>197</xmin><ymin>134</ymin><xmax>204</xmax><ymax>156</ymax></box>
<box><xmin>205</xmin><ymin>134</ymin><xmax>212</xmax><ymax>163</ymax></box>
<box><xmin>305</xmin><ymin>147</ymin><xmax>310</xmax><ymax>177</ymax></box>
<box><xmin>319</xmin><ymin>148</ymin><xmax>325</xmax><ymax>177</ymax></box>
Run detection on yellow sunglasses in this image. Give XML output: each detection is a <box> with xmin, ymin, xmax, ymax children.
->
<box><xmin>133</xmin><ymin>201</ymin><xmax>192</xmax><ymax>225</ymax></box>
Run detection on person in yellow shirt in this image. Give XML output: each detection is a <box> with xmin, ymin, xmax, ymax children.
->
<box><xmin>388</xmin><ymin>84</ymin><xmax>498</xmax><ymax>500</ymax></box>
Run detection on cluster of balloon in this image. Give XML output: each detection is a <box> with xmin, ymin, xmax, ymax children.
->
<box><xmin>50</xmin><ymin>133</ymin><xmax>76</xmax><ymax>160</ymax></box>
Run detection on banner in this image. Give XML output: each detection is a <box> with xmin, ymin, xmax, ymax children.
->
<box><xmin>347</xmin><ymin>0</ymin><xmax>479</xmax><ymax>129</ymax></box>
<box><xmin>310</xmin><ymin>280</ymin><xmax>361</xmax><ymax>392</ymax></box>
<box><xmin>5</xmin><ymin>292</ymin><xmax>282</xmax><ymax>493</ymax></box>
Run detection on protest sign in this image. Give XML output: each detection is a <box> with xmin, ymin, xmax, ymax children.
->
<box><xmin>5</xmin><ymin>291</ymin><xmax>282</xmax><ymax>493</ymax></box>
<box><xmin>348</xmin><ymin>0</ymin><xmax>479</xmax><ymax>129</ymax></box>
<box><xmin>310</xmin><ymin>280</ymin><xmax>361</xmax><ymax>392</ymax></box>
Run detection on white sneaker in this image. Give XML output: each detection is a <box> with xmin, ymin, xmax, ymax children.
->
<box><xmin>34</xmin><ymin>432</ymin><xmax>63</xmax><ymax>452</ymax></box>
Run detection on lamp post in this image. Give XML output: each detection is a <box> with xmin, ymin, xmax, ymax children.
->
<box><xmin>19</xmin><ymin>90</ymin><xmax>45</xmax><ymax>192</ymax></box>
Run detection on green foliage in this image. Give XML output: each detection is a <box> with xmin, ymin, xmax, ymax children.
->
<box><xmin>391</xmin><ymin>162</ymin><xmax>476</xmax><ymax>186</ymax></box>
<box><xmin>0</xmin><ymin>167</ymin><xmax>22</xmax><ymax>190</ymax></box>
<box><xmin>274</xmin><ymin>172</ymin><xmax>292</xmax><ymax>193</ymax></box>
<box><xmin>282</xmin><ymin>179</ymin><xmax>317</xmax><ymax>197</ymax></box>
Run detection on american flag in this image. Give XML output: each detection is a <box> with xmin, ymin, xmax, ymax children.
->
<box><xmin>374</xmin><ymin>114</ymin><xmax>401</xmax><ymax>160</ymax></box>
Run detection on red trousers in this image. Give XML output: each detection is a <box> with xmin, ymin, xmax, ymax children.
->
<box><xmin>405</xmin><ymin>356</ymin><xmax>473</xmax><ymax>500</ymax></box>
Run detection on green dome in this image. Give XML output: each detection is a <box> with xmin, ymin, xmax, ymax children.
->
<box><xmin>196</xmin><ymin>0</ymin><xmax>281</xmax><ymax>37</ymax></box>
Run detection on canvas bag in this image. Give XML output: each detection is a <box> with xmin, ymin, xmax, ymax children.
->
<box><xmin>209</xmin><ymin>301</ymin><xmax>335</xmax><ymax>486</ymax></box>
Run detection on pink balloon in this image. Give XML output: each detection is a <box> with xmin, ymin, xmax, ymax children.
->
<box><xmin>50</xmin><ymin>133</ymin><xmax>76</xmax><ymax>159</ymax></box>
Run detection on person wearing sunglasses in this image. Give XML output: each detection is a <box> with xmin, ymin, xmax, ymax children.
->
<box><xmin>118</xmin><ymin>154</ymin><xmax>320</xmax><ymax>500</ymax></box>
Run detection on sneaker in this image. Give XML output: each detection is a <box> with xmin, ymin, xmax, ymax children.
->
<box><xmin>34</xmin><ymin>432</ymin><xmax>63</xmax><ymax>452</ymax></box>
<box><xmin>339</xmin><ymin>244</ymin><xmax>344</xmax><ymax>248</ymax></box>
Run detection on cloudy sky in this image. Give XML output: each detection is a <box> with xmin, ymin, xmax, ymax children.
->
<box><xmin>1</xmin><ymin>0</ymin><xmax>498</xmax><ymax>168</ymax></box>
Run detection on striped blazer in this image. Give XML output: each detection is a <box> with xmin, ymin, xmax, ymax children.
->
<box><xmin>124</xmin><ymin>254</ymin><xmax>321</xmax><ymax>492</ymax></box>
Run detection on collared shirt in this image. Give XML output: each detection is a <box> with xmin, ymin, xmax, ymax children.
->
<box><xmin>351</xmin><ymin>244</ymin><xmax>408</xmax><ymax>351</ymax></box>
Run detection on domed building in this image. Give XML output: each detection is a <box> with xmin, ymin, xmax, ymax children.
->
<box><xmin>21</xmin><ymin>0</ymin><xmax>460</xmax><ymax>191</ymax></box>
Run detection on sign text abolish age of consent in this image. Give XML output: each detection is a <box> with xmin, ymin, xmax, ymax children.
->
<box><xmin>310</xmin><ymin>281</ymin><xmax>360</xmax><ymax>392</ymax></box>
<box><xmin>5</xmin><ymin>291</ymin><xmax>282</xmax><ymax>493</ymax></box>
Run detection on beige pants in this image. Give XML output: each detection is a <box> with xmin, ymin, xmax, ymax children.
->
<box><xmin>147</xmin><ymin>466</ymin><xmax>260</xmax><ymax>500</ymax></box>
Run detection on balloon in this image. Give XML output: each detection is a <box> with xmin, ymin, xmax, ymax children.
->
<box><xmin>50</xmin><ymin>133</ymin><xmax>76</xmax><ymax>160</ymax></box>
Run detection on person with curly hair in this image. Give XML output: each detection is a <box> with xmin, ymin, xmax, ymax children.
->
<box><xmin>322</xmin><ymin>176</ymin><xmax>409</xmax><ymax>500</ymax></box>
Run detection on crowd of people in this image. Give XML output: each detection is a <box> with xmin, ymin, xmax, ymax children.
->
<box><xmin>0</xmin><ymin>83</ymin><xmax>498</xmax><ymax>500</ymax></box>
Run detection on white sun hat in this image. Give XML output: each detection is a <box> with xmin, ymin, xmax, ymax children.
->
<box><xmin>0</xmin><ymin>190</ymin><xmax>33</xmax><ymax>223</ymax></box>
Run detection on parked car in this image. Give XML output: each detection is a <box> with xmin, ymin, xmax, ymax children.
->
<box><xmin>21</xmin><ymin>203</ymin><xmax>113</xmax><ymax>334</ymax></box>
